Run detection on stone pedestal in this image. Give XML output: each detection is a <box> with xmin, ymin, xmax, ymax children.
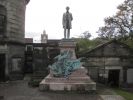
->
<box><xmin>39</xmin><ymin>39</ymin><xmax>96</xmax><ymax>91</ymax></box>
<box><xmin>59</xmin><ymin>39</ymin><xmax>77</xmax><ymax>59</ymax></box>
<box><xmin>40</xmin><ymin>67</ymin><xmax>96</xmax><ymax>91</ymax></box>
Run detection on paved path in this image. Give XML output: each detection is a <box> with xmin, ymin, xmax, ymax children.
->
<box><xmin>0</xmin><ymin>81</ymin><xmax>101</xmax><ymax>100</ymax></box>
<box><xmin>0</xmin><ymin>80</ymin><xmax>126</xmax><ymax>100</ymax></box>
<box><xmin>97</xmin><ymin>84</ymin><xmax>125</xmax><ymax>100</ymax></box>
<box><xmin>100</xmin><ymin>95</ymin><xmax>125</xmax><ymax>100</ymax></box>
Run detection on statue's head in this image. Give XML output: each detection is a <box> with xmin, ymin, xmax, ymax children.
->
<box><xmin>66</xmin><ymin>6</ymin><xmax>70</xmax><ymax>12</ymax></box>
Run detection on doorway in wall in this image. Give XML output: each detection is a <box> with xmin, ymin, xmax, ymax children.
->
<box><xmin>108</xmin><ymin>69</ymin><xmax>120</xmax><ymax>87</ymax></box>
<box><xmin>0</xmin><ymin>54</ymin><xmax>5</xmax><ymax>82</ymax></box>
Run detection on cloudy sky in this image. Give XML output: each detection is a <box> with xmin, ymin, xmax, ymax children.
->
<box><xmin>25</xmin><ymin>0</ymin><xmax>125</xmax><ymax>42</ymax></box>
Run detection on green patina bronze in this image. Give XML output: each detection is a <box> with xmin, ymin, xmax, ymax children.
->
<box><xmin>49</xmin><ymin>50</ymin><xmax>81</xmax><ymax>77</ymax></box>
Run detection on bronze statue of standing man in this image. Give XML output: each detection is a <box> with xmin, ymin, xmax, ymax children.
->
<box><xmin>62</xmin><ymin>6</ymin><xmax>73</xmax><ymax>39</ymax></box>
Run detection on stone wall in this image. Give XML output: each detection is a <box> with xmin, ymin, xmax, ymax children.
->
<box><xmin>127</xmin><ymin>69</ymin><xmax>133</xmax><ymax>84</ymax></box>
<box><xmin>6</xmin><ymin>0</ymin><xmax>27</xmax><ymax>42</ymax></box>
<box><xmin>0</xmin><ymin>0</ymin><xmax>28</xmax><ymax>80</ymax></box>
<box><xmin>8</xmin><ymin>44</ymin><xmax>25</xmax><ymax>70</ymax></box>
<box><xmin>33</xmin><ymin>47</ymin><xmax>48</xmax><ymax>72</ymax></box>
<box><xmin>85</xmin><ymin>57</ymin><xmax>133</xmax><ymax>86</ymax></box>
<box><xmin>85</xmin><ymin>57</ymin><xmax>124</xmax><ymax>83</ymax></box>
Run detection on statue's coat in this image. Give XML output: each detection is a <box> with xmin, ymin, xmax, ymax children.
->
<box><xmin>62</xmin><ymin>12</ymin><xmax>73</xmax><ymax>29</ymax></box>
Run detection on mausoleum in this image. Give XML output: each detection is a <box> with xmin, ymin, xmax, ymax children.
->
<box><xmin>0</xmin><ymin>0</ymin><xmax>30</xmax><ymax>81</ymax></box>
<box><xmin>82</xmin><ymin>40</ymin><xmax>133</xmax><ymax>87</ymax></box>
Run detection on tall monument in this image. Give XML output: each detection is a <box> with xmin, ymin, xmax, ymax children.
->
<box><xmin>39</xmin><ymin>7</ymin><xmax>96</xmax><ymax>91</ymax></box>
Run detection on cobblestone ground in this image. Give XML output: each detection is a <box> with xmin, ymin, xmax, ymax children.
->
<box><xmin>0</xmin><ymin>81</ymin><xmax>101</xmax><ymax>100</ymax></box>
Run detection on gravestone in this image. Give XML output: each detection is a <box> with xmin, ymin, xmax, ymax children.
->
<box><xmin>39</xmin><ymin>39</ymin><xmax>96</xmax><ymax>91</ymax></box>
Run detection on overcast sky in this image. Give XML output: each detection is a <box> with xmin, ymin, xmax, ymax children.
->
<box><xmin>25</xmin><ymin>0</ymin><xmax>125</xmax><ymax>42</ymax></box>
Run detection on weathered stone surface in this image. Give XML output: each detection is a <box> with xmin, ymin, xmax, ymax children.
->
<box><xmin>0</xmin><ymin>0</ymin><xmax>29</xmax><ymax>81</ymax></box>
<box><xmin>81</xmin><ymin>40</ymin><xmax>133</xmax><ymax>86</ymax></box>
<box><xmin>45</xmin><ymin>68</ymin><xmax>91</xmax><ymax>83</ymax></box>
<box><xmin>40</xmin><ymin>67</ymin><xmax>96</xmax><ymax>91</ymax></box>
<box><xmin>59</xmin><ymin>39</ymin><xmax>77</xmax><ymax>59</ymax></box>
<box><xmin>39</xmin><ymin>39</ymin><xmax>96</xmax><ymax>91</ymax></box>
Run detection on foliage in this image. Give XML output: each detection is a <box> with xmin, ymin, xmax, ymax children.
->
<box><xmin>28</xmin><ymin>79</ymin><xmax>40</xmax><ymax>87</ymax></box>
<box><xmin>80</xmin><ymin>31</ymin><xmax>91</xmax><ymax>39</ymax></box>
<box><xmin>113</xmin><ymin>88</ymin><xmax>133</xmax><ymax>100</ymax></box>
<box><xmin>76</xmin><ymin>37</ymin><xmax>107</xmax><ymax>53</ymax></box>
<box><xmin>76</xmin><ymin>31</ymin><xmax>92</xmax><ymax>52</ymax></box>
<box><xmin>97</xmin><ymin>0</ymin><xmax>133</xmax><ymax>39</ymax></box>
<box><xmin>77</xmin><ymin>38</ymin><xmax>91</xmax><ymax>51</ymax></box>
<box><xmin>120</xmin><ymin>36</ymin><xmax>133</xmax><ymax>48</ymax></box>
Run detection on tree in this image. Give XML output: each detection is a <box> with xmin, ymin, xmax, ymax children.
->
<box><xmin>80</xmin><ymin>31</ymin><xmax>91</xmax><ymax>39</ymax></box>
<box><xmin>97</xmin><ymin>0</ymin><xmax>133</xmax><ymax>39</ymax></box>
<box><xmin>97</xmin><ymin>25</ymin><xmax>116</xmax><ymax>39</ymax></box>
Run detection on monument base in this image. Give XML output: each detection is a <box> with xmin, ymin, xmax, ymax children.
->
<box><xmin>39</xmin><ymin>39</ymin><xmax>96</xmax><ymax>91</ymax></box>
<box><xmin>39</xmin><ymin>67</ymin><xmax>96</xmax><ymax>91</ymax></box>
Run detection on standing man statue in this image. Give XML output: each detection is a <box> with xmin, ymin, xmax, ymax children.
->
<box><xmin>62</xmin><ymin>6</ymin><xmax>73</xmax><ymax>39</ymax></box>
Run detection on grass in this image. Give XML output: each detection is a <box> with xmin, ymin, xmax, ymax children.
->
<box><xmin>113</xmin><ymin>88</ymin><xmax>133</xmax><ymax>100</ymax></box>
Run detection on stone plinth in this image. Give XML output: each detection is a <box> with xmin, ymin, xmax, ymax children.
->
<box><xmin>59</xmin><ymin>39</ymin><xmax>77</xmax><ymax>59</ymax></box>
<box><xmin>39</xmin><ymin>67</ymin><xmax>96</xmax><ymax>91</ymax></box>
<box><xmin>39</xmin><ymin>39</ymin><xmax>96</xmax><ymax>91</ymax></box>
